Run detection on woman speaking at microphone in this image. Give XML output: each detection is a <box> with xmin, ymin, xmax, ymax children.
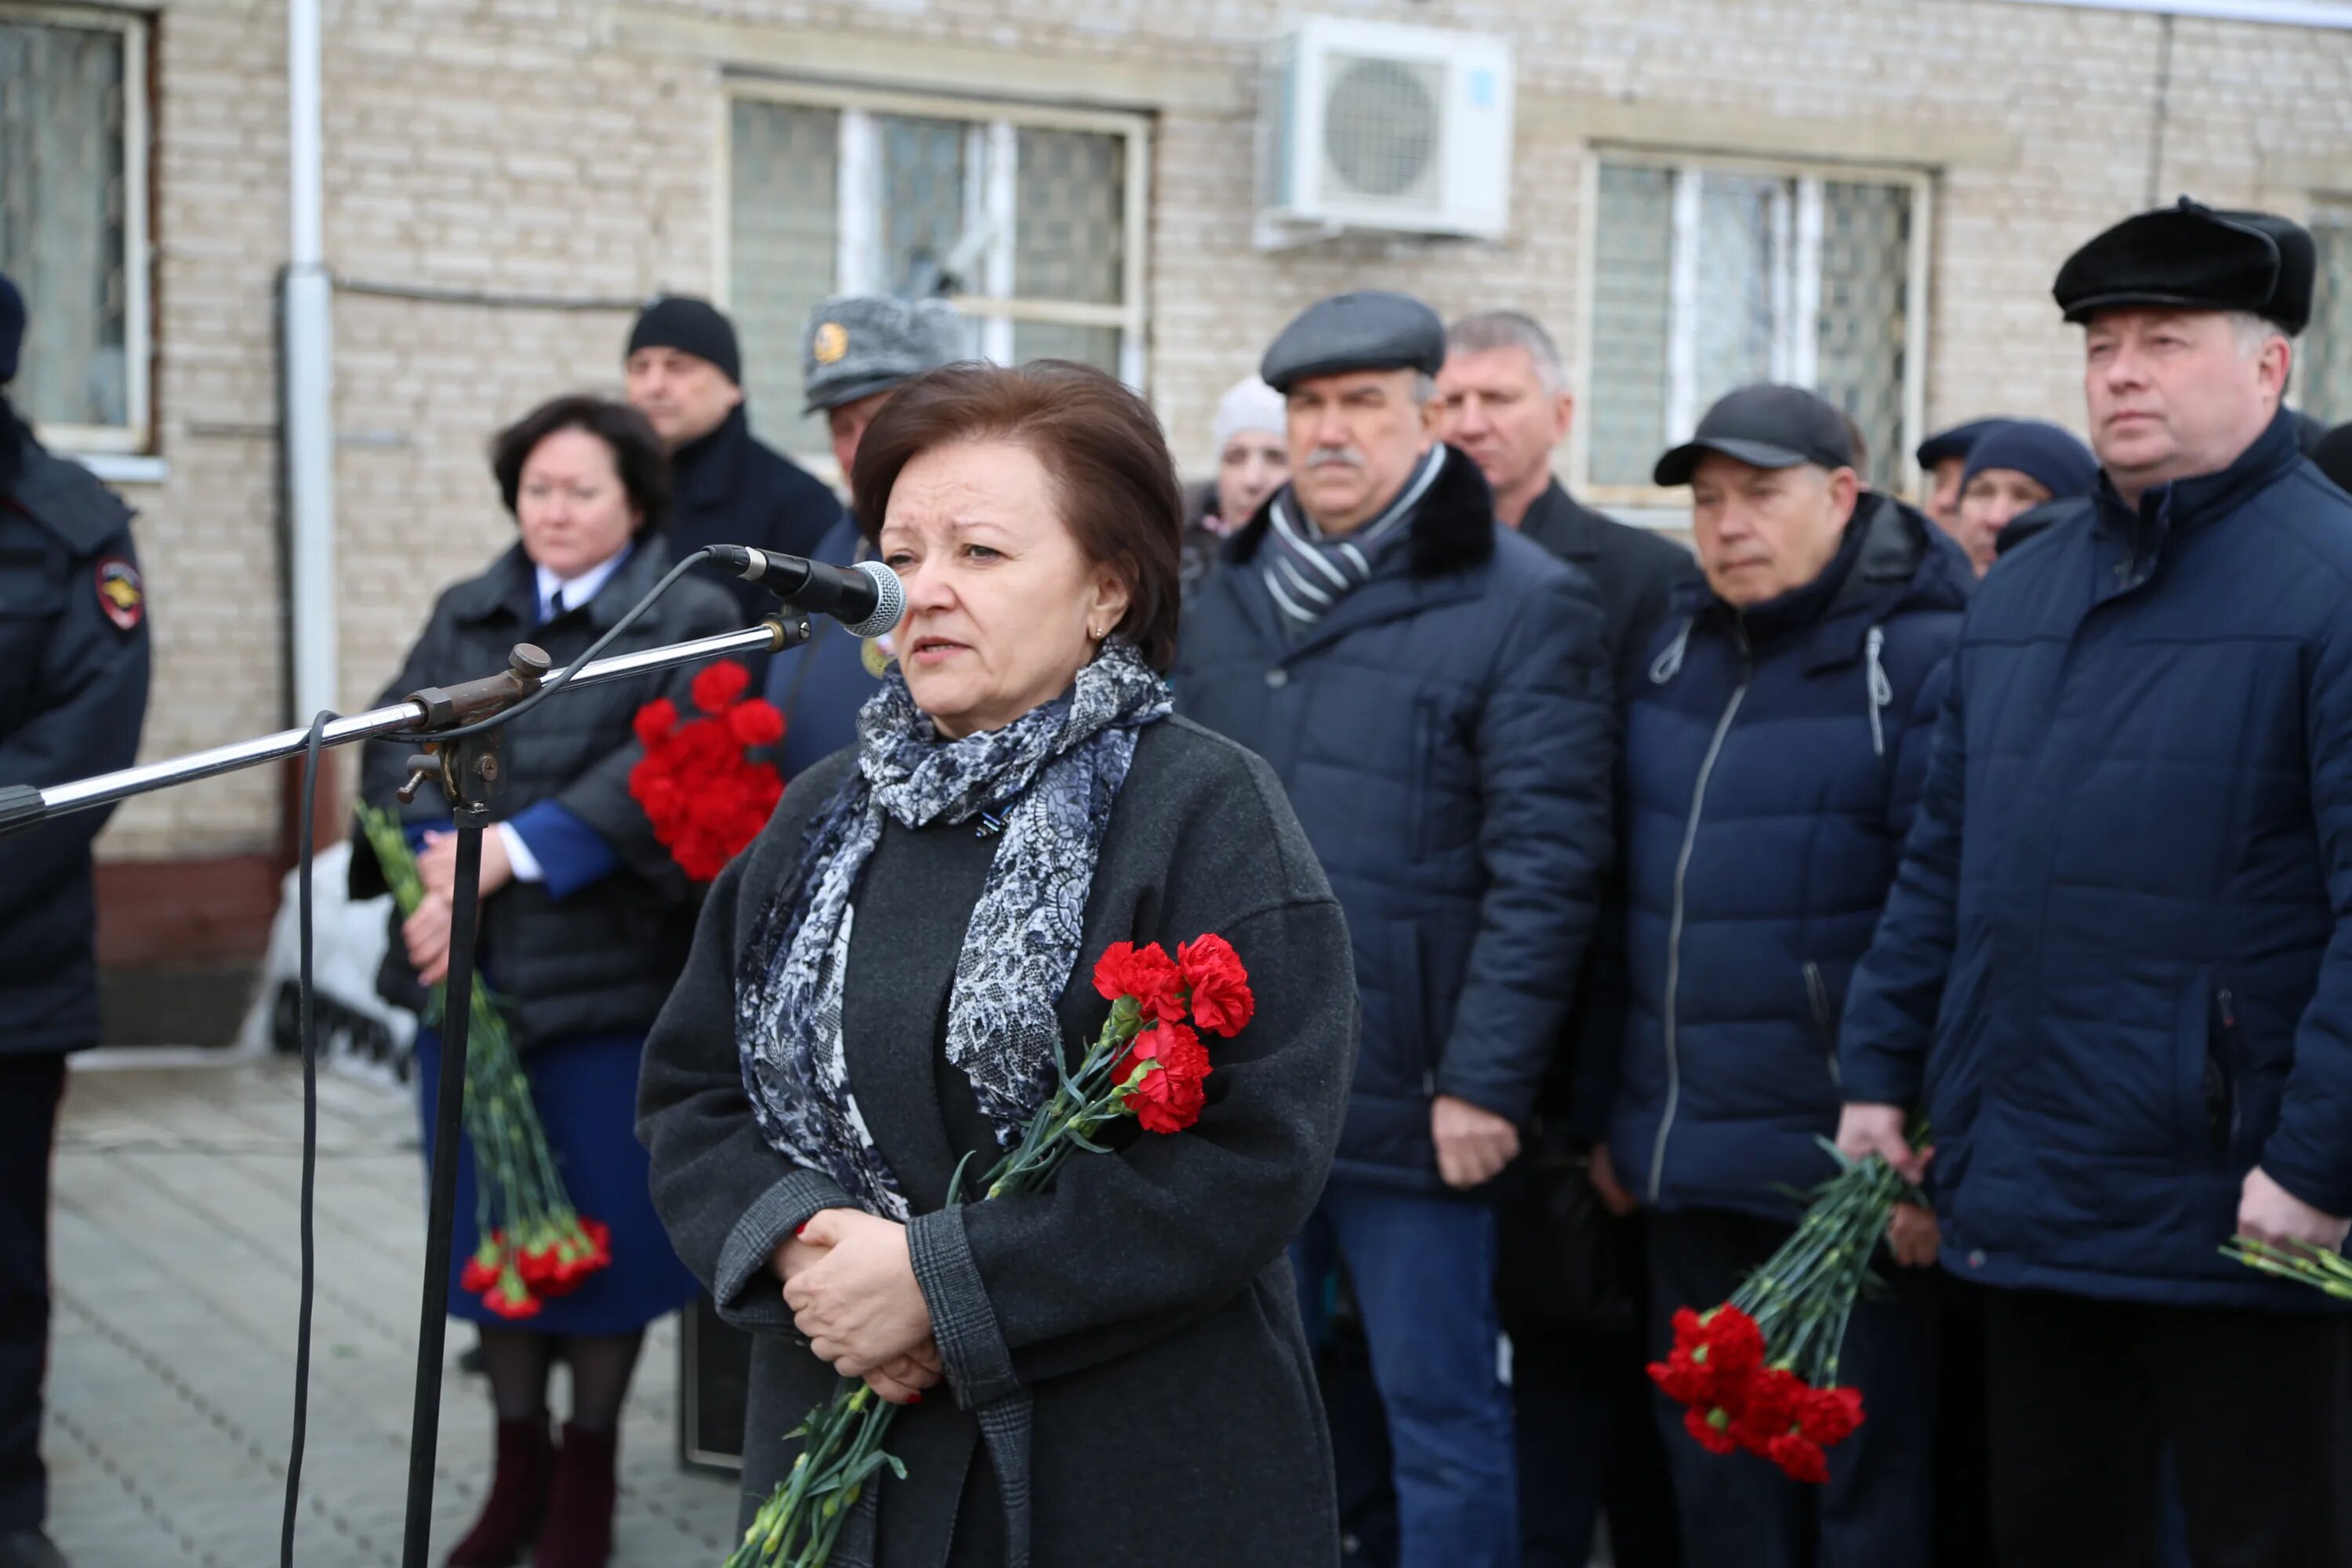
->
<box><xmin>350</xmin><ymin>394</ymin><xmax>739</xmax><ymax>1567</ymax></box>
<box><xmin>637</xmin><ymin>362</ymin><xmax>1357</xmax><ymax>1566</ymax></box>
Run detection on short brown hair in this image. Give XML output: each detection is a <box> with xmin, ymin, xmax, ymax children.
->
<box><xmin>489</xmin><ymin>394</ymin><xmax>671</xmax><ymax>538</ymax></box>
<box><xmin>850</xmin><ymin>361</ymin><xmax>1185</xmax><ymax>670</ymax></box>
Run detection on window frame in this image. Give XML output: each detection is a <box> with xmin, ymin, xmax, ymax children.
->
<box><xmin>716</xmin><ymin>76</ymin><xmax>1152</xmax><ymax>426</ymax></box>
<box><xmin>0</xmin><ymin>0</ymin><xmax>152</xmax><ymax>455</ymax></box>
<box><xmin>1570</xmin><ymin>147</ymin><xmax>1932</xmax><ymax>511</ymax></box>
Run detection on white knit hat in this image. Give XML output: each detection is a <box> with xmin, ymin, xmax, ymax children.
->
<box><xmin>1210</xmin><ymin>376</ymin><xmax>1287</xmax><ymax>456</ymax></box>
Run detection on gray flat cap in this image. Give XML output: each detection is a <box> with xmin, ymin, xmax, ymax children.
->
<box><xmin>802</xmin><ymin>296</ymin><xmax>967</xmax><ymax>413</ymax></box>
<box><xmin>1260</xmin><ymin>289</ymin><xmax>1446</xmax><ymax>393</ymax></box>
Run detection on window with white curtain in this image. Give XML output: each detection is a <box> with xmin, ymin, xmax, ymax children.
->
<box><xmin>2299</xmin><ymin>201</ymin><xmax>2352</xmax><ymax>428</ymax></box>
<box><xmin>0</xmin><ymin>4</ymin><xmax>149</xmax><ymax>452</ymax></box>
<box><xmin>727</xmin><ymin>85</ymin><xmax>1149</xmax><ymax>464</ymax></box>
<box><xmin>1583</xmin><ymin>156</ymin><xmax>1928</xmax><ymax>497</ymax></box>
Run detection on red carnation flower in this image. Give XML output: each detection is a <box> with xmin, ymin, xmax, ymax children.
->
<box><xmin>1797</xmin><ymin>1385</ymin><xmax>1864</xmax><ymax>1448</ymax></box>
<box><xmin>1729</xmin><ymin>1366</ymin><xmax>1807</xmax><ymax>1455</ymax></box>
<box><xmin>1649</xmin><ymin>1305</ymin><xmax>1766</xmax><ymax>1409</ymax></box>
<box><xmin>459</xmin><ymin>1243</ymin><xmax>502</xmax><ymax>1298</ymax></box>
<box><xmin>1766</xmin><ymin>1432</ymin><xmax>1831</xmax><ymax>1484</ymax></box>
<box><xmin>1112</xmin><ymin>1022</ymin><xmax>1212</xmax><ymax>1134</ymax></box>
<box><xmin>1683</xmin><ymin>1403</ymin><xmax>1739</xmax><ymax>1456</ymax></box>
<box><xmin>728</xmin><ymin>698</ymin><xmax>786</xmax><ymax>748</ymax></box>
<box><xmin>1178</xmin><ymin>934</ymin><xmax>1255</xmax><ymax>1038</ymax></box>
<box><xmin>481</xmin><ymin>1269</ymin><xmax>542</xmax><ymax>1320</ymax></box>
<box><xmin>633</xmin><ymin>698</ymin><xmax>678</xmax><ymax>748</ymax></box>
<box><xmin>691</xmin><ymin>659</ymin><xmax>751</xmax><ymax>713</ymax></box>
<box><xmin>1091</xmin><ymin>942</ymin><xmax>1187</xmax><ymax>1024</ymax></box>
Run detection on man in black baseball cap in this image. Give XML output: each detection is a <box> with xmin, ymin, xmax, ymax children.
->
<box><xmin>1838</xmin><ymin>197</ymin><xmax>2352</xmax><ymax>1568</ymax></box>
<box><xmin>1653</xmin><ymin>383</ymin><xmax>1864</xmax><ymax>605</ymax></box>
<box><xmin>1609</xmin><ymin>381</ymin><xmax>1967</xmax><ymax>1563</ymax></box>
<box><xmin>1913</xmin><ymin>417</ymin><xmax>2014</xmax><ymax>539</ymax></box>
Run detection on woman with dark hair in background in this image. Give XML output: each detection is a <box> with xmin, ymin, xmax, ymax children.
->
<box><xmin>350</xmin><ymin>394</ymin><xmax>739</xmax><ymax>1568</ymax></box>
<box><xmin>640</xmin><ymin>361</ymin><xmax>1356</xmax><ymax>1566</ymax></box>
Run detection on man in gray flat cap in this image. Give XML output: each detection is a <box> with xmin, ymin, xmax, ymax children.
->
<box><xmin>1177</xmin><ymin>290</ymin><xmax>1614</xmax><ymax>1568</ymax></box>
<box><xmin>759</xmin><ymin>296</ymin><xmax>965</xmax><ymax>776</ymax></box>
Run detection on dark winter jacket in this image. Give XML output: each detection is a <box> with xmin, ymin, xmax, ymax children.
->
<box><xmin>1601</xmin><ymin>495</ymin><xmax>1970</xmax><ymax>1218</ymax></box>
<box><xmin>1842</xmin><ymin>408</ymin><xmax>2352</xmax><ymax>1308</ymax></box>
<box><xmin>760</xmin><ymin>510</ymin><xmax>884</xmax><ymax>779</ymax></box>
<box><xmin>1174</xmin><ymin>447</ymin><xmax>1615</xmax><ymax>1190</ymax></box>
<box><xmin>1516</xmin><ymin>480</ymin><xmax>1699</xmax><ymax>699</ymax></box>
<box><xmin>0</xmin><ymin>413</ymin><xmax>150</xmax><ymax>1055</ymax></box>
<box><xmin>638</xmin><ymin>717</ymin><xmax>1354</xmax><ymax>1567</ymax></box>
<box><xmin>665</xmin><ymin>405</ymin><xmax>844</xmax><ymax>681</ymax></box>
<box><xmin>350</xmin><ymin>540</ymin><xmax>739</xmax><ymax>1047</ymax></box>
<box><xmin>1514</xmin><ymin>480</ymin><xmax>1698</xmax><ymax>1139</ymax></box>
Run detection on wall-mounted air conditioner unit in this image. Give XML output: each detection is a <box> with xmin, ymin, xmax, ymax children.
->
<box><xmin>1255</xmin><ymin>16</ymin><xmax>1515</xmax><ymax>249</ymax></box>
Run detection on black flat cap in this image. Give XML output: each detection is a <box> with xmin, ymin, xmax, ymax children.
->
<box><xmin>2054</xmin><ymin>197</ymin><xmax>2315</xmax><ymax>335</ymax></box>
<box><xmin>1261</xmin><ymin>290</ymin><xmax>1446</xmax><ymax>393</ymax></box>
<box><xmin>1915</xmin><ymin>416</ymin><xmax>2014</xmax><ymax>470</ymax></box>
<box><xmin>1654</xmin><ymin>384</ymin><xmax>1856</xmax><ymax>487</ymax></box>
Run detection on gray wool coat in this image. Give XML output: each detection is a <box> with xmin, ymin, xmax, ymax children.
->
<box><xmin>637</xmin><ymin>714</ymin><xmax>1356</xmax><ymax>1567</ymax></box>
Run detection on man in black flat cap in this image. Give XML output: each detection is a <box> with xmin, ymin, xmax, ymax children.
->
<box><xmin>1840</xmin><ymin>197</ymin><xmax>2352</xmax><ymax>1568</ymax></box>
<box><xmin>1176</xmin><ymin>290</ymin><xmax>1613</xmax><ymax>1568</ymax></box>
<box><xmin>1914</xmin><ymin>417</ymin><xmax>2013</xmax><ymax>540</ymax></box>
<box><xmin>623</xmin><ymin>296</ymin><xmax>844</xmax><ymax>678</ymax></box>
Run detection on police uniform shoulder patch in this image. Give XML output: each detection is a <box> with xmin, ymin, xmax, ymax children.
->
<box><xmin>96</xmin><ymin>556</ymin><xmax>144</xmax><ymax>633</ymax></box>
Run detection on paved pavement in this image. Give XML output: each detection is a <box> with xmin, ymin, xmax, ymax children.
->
<box><xmin>45</xmin><ymin>1056</ymin><xmax>742</xmax><ymax>1566</ymax></box>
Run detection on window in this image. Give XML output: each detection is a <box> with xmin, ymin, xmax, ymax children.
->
<box><xmin>0</xmin><ymin>4</ymin><xmax>149</xmax><ymax>452</ymax></box>
<box><xmin>725</xmin><ymin>84</ymin><xmax>1149</xmax><ymax>463</ymax></box>
<box><xmin>2301</xmin><ymin>201</ymin><xmax>2352</xmax><ymax>426</ymax></box>
<box><xmin>1581</xmin><ymin>156</ymin><xmax>1928</xmax><ymax>498</ymax></box>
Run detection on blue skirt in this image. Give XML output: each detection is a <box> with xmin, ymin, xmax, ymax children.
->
<box><xmin>414</xmin><ymin>1026</ymin><xmax>699</xmax><ymax>1335</ymax></box>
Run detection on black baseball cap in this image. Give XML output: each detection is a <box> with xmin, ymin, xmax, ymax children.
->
<box><xmin>1653</xmin><ymin>383</ymin><xmax>1856</xmax><ymax>487</ymax></box>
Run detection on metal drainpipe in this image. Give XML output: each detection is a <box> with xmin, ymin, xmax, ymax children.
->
<box><xmin>283</xmin><ymin>0</ymin><xmax>337</xmax><ymax>728</ymax></box>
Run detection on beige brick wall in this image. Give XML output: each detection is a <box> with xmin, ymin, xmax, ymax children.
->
<box><xmin>77</xmin><ymin>0</ymin><xmax>2352</xmax><ymax>859</ymax></box>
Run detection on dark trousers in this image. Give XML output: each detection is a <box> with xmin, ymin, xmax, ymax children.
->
<box><xmin>1513</xmin><ymin>1329</ymin><xmax>1679</xmax><ymax>1568</ymax></box>
<box><xmin>0</xmin><ymin>1054</ymin><xmax>65</xmax><ymax>1534</ymax></box>
<box><xmin>1648</xmin><ymin>1207</ymin><xmax>1939</xmax><ymax>1568</ymax></box>
<box><xmin>1982</xmin><ymin>1286</ymin><xmax>2352</xmax><ymax>1568</ymax></box>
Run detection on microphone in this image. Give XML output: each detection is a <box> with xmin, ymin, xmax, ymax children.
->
<box><xmin>707</xmin><ymin>546</ymin><xmax>906</xmax><ymax>638</ymax></box>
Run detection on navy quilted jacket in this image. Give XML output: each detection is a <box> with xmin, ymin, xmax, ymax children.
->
<box><xmin>1174</xmin><ymin>448</ymin><xmax>1615</xmax><ymax>1191</ymax></box>
<box><xmin>1601</xmin><ymin>495</ymin><xmax>1971</xmax><ymax>1219</ymax></box>
<box><xmin>1843</xmin><ymin>408</ymin><xmax>2352</xmax><ymax>1307</ymax></box>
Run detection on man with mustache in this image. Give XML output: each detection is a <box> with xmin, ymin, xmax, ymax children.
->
<box><xmin>1175</xmin><ymin>289</ymin><xmax>1613</xmax><ymax>1568</ymax></box>
<box><xmin>1839</xmin><ymin>199</ymin><xmax>2352</xmax><ymax>1568</ymax></box>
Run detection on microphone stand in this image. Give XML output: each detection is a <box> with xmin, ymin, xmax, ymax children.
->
<box><xmin>0</xmin><ymin>610</ymin><xmax>809</xmax><ymax>1568</ymax></box>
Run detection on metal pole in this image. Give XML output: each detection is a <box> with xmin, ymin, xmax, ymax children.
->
<box><xmin>0</xmin><ymin>624</ymin><xmax>782</xmax><ymax>833</ymax></box>
<box><xmin>401</xmin><ymin>807</ymin><xmax>488</xmax><ymax>1567</ymax></box>
<box><xmin>285</xmin><ymin>0</ymin><xmax>338</xmax><ymax>726</ymax></box>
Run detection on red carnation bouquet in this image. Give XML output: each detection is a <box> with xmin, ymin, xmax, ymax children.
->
<box><xmin>357</xmin><ymin>804</ymin><xmax>612</xmax><ymax>1318</ymax></box>
<box><xmin>1649</xmin><ymin>1132</ymin><xmax>1923</xmax><ymax>1483</ymax></box>
<box><xmin>728</xmin><ymin>935</ymin><xmax>1255</xmax><ymax>1568</ymax></box>
<box><xmin>630</xmin><ymin>660</ymin><xmax>786</xmax><ymax>882</ymax></box>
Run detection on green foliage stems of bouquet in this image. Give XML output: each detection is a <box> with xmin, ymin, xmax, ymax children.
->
<box><xmin>356</xmin><ymin>803</ymin><xmax>611</xmax><ymax>1316</ymax></box>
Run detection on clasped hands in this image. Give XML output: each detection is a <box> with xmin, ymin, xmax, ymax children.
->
<box><xmin>773</xmin><ymin>1208</ymin><xmax>942</xmax><ymax>1407</ymax></box>
<box><xmin>400</xmin><ymin>827</ymin><xmax>514</xmax><ymax>985</ymax></box>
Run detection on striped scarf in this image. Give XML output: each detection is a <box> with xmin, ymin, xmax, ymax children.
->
<box><xmin>1261</xmin><ymin>445</ymin><xmax>1447</xmax><ymax>631</ymax></box>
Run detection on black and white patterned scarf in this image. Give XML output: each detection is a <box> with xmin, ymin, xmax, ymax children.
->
<box><xmin>1261</xmin><ymin>443</ymin><xmax>1446</xmax><ymax>631</ymax></box>
<box><xmin>734</xmin><ymin>642</ymin><xmax>1172</xmax><ymax>1219</ymax></box>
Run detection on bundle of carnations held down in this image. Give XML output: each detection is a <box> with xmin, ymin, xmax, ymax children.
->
<box><xmin>1648</xmin><ymin>1130</ymin><xmax>1926</xmax><ymax>1483</ymax></box>
<box><xmin>726</xmin><ymin>935</ymin><xmax>1254</xmax><ymax>1568</ymax></box>
<box><xmin>356</xmin><ymin>803</ymin><xmax>612</xmax><ymax>1317</ymax></box>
